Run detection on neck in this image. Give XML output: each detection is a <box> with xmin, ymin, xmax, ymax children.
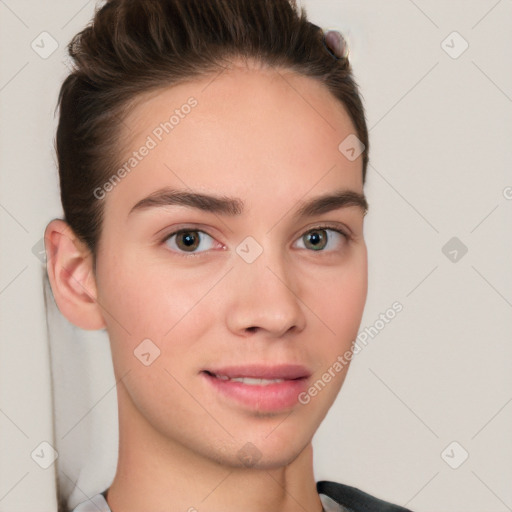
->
<box><xmin>105</xmin><ymin>380</ymin><xmax>324</xmax><ymax>512</ymax></box>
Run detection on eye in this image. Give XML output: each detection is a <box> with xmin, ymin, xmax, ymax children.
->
<box><xmin>294</xmin><ymin>226</ymin><xmax>349</xmax><ymax>252</ymax></box>
<box><xmin>163</xmin><ymin>229</ymin><xmax>219</xmax><ymax>254</ymax></box>
<box><xmin>161</xmin><ymin>225</ymin><xmax>350</xmax><ymax>256</ymax></box>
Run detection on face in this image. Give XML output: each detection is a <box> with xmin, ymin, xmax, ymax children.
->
<box><xmin>93</xmin><ymin>59</ymin><xmax>368</xmax><ymax>470</ymax></box>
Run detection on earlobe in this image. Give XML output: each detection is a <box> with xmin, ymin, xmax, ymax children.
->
<box><xmin>44</xmin><ymin>219</ymin><xmax>106</xmax><ymax>331</ymax></box>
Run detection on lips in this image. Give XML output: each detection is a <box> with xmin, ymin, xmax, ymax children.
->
<box><xmin>201</xmin><ymin>364</ymin><xmax>311</xmax><ymax>411</ymax></box>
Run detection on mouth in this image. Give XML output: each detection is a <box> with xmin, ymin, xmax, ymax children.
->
<box><xmin>200</xmin><ymin>364</ymin><xmax>311</xmax><ymax>411</ymax></box>
<box><xmin>202</xmin><ymin>363</ymin><xmax>311</xmax><ymax>380</ymax></box>
<box><xmin>204</xmin><ymin>372</ymin><xmax>290</xmax><ymax>385</ymax></box>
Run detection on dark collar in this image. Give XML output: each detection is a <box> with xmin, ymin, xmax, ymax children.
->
<box><xmin>316</xmin><ymin>481</ymin><xmax>414</xmax><ymax>512</ymax></box>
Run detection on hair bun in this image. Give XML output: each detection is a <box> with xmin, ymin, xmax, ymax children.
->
<box><xmin>323</xmin><ymin>30</ymin><xmax>348</xmax><ymax>60</ymax></box>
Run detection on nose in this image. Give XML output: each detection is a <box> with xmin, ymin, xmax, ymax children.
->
<box><xmin>225</xmin><ymin>245</ymin><xmax>307</xmax><ymax>338</ymax></box>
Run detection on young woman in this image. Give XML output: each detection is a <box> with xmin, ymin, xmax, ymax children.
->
<box><xmin>45</xmin><ymin>0</ymin><xmax>413</xmax><ymax>510</ymax></box>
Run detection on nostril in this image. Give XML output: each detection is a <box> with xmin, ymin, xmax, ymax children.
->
<box><xmin>246</xmin><ymin>326</ymin><xmax>258</xmax><ymax>333</ymax></box>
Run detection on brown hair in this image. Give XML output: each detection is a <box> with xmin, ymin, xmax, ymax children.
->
<box><xmin>55</xmin><ymin>0</ymin><xmax>369</xmax><ymax>261</ymax></box>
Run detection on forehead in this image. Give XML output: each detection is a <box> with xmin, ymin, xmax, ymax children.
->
<box><xmin>104</xmin><ymin>60</ymin><xmax>363</xmax><ymax>219</ymax></box>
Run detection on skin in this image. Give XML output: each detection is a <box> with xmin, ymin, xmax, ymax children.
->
<box><xmin>45</xmin><ymin>58</ymin><xmax>368</xmax><ymax>512</ymax></box>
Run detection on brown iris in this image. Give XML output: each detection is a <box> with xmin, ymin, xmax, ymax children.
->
<box><xmin>175</xmin><ymin>230</ymin><xmax>201</xmax><ymax>252</ymax></box>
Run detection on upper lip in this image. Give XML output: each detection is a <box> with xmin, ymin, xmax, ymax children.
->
<box><xmin>203</xmin><ymin>364</ymin><xmax>311</xmax><ymax>380</ymax></box>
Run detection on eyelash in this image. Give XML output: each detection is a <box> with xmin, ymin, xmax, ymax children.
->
<box><xmin>161</xmin><ymin>223</ymin><xmax>351</xmax><ymax>258</ymax></box>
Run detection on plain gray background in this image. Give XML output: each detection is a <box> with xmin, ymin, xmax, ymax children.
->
<box><xmin>0</xmin><ymin>1</ymin><xmax>511</xmax><ymax>511</ymax></box>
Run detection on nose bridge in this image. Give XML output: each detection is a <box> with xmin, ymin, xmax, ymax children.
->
<box><xmin>226</xmin><ymin>234</ymin><xmax>306</xmax><ymax>336</ymax></box>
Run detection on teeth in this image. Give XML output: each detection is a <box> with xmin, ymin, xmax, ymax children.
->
<box><xmin>215</xmin><ymin>375</ymin><xmax>285</xmax><ymax>385</ymax></box>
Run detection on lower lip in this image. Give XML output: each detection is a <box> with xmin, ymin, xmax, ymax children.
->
<box><xmin>202</xmin><ymin>372</ymin><xmax>309</xmax><ymax>412</ymax></box>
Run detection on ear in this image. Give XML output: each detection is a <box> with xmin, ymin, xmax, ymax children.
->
<box><xmin>44</xmin><ymin>219</ymin><xmax>106</xmax><ymax>330</ymax></box>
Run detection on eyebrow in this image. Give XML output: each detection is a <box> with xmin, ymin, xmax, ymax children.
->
<box><xmin>128</xmin><ymin>187</ymin><xmax>368</xmax><ymax>218</ymax></box>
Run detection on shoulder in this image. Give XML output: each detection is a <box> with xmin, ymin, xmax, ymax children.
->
<box><xmin>317</xmin><ymin>480</ymin><xmax>414</xmax><ymax>512</ymax></box>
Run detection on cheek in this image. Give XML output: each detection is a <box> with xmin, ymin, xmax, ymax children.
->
<box><xmin>95</xmin><ymin>251</ymin><xmax>217</xmax><ymax>363</ymax></box>
<box><xmin>307</xmin><ymin>253</ymin><xmax>368</xmax><ymax>349</ymax></box>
